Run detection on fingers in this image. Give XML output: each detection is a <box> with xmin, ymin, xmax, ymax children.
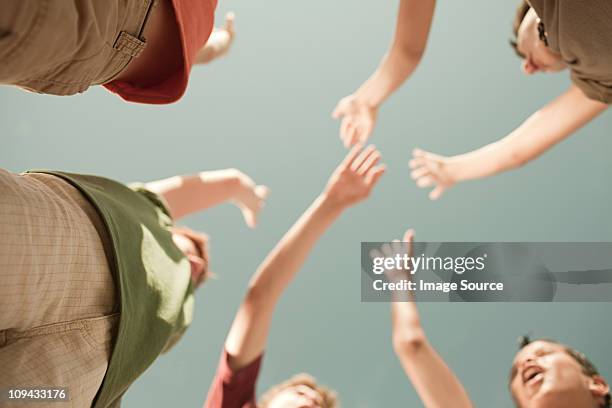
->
<box><xmin>378</xmin><ymin>234</ymin><xmax>413</xmax><ymax>257</ymax></box>
<box><xmin>344</xmin><ymin>120</ymin><xmax>368</xmax><ymax>147</ymax></box>
<box><xmin>225</xmin><ymin>12</ymin><xmax>235</xmax><ymax>33</ymax></box>
<box><xmin>345</xmin><ymin>123</ymin><xmax>360</xmax><ymax>148</ymax></box>
<box><xmin>403</xmin><ymin>228</ymin><xmax>415</xmax><ymax>257</ymax></box>
<box><xmin>344</xmin><ymin>144</ymin><xmax>386</xmax><ymax>189</ymax></box>
<box><xmin>361</xmin><ymin>123</ymin><xmax>373</xmax><ymax>145</ymax></box>
<box><xmin>343</xmin><ymin>121</ymin><xmax>372</xmax><ymax>148</ymax></box>
<box><xmin>242</xmin><ymin>209</ymin><xmax>257</xmax><ymax>229</ymax></box>
<box><xmin>412</xmin><ymin>148</ymin><xmax>443</xmax><ymax>172</ymax></box>
<box><xmin>391</xmin><ymin>239</ymin><xmax>403</xmax><ymax>254</ymax></box>
<box><xmin>351</xmin><ymin>145</ymin><xmax>376</xmax><ymax>171</ymax></box>
<box><xmin>340</xmin><ymin>117</ymin><xmax>351</xmax><ymax>134</ymax></box>
<box><xmin>332</xmin><ymin>98</ymin><xmax>346</xmax><ymax>119</ymax></box>
<box><xmin>369</xmin><ymin>248</ymin><xmax>383</xmax><ymax>260</ymax></box>
<box><xmin>340</xmin><ymin>121</ymin><xmax>365</xmax><ymax>148</ymax></box>
<box><xmin>409</xmin><ymin>147</ymin><xmax>450</xmax><ymax>200</ymax></box>
<box><xmin>339</xmin><ymin>143</ymin><xmax>364</xmax><ymax>170</ymax></box>
<box><xmin>410</xmin><ymin>166</ymin><xmax>429</xmax><ymax>180</ymax></box>
<box><xmin>403</xmin><ymin>228</ymin><xmax>414</xmax><ymax>244</ymax></box>
<box><xmin>365</xmin><ymin>164</ymin><xmax>386</xmax><ymax>188</ymax></box>
<box><xmin>409</xmin><ymin>148</ymin><xmax>430</xmax><ymax>169</ymax></box>
<box><xmin>240</xmin><ymin>185</ymin><xmax>269</xmax><ymax>229</ymax></box>
<box><xmin>255</xmin><ymin>185</ymin><xmax>270</xmax><ymax>200</ymax></box>
<box><xmin>333</xmin><ymin>97</ymin><xmax>375</xmax><ymax>148</ymax></box>
<box><xmin>429</xmin><ymin>185</ymin><xmax>446</xmax><ymax>200</ymax></box>
<box><xmin>416</xmin><ymin>175</ymin><xmax>434</xmax><ymax>188</ymax></box>
<box><xmin>357</xmin><ymin>149</ymin><xmax>381</xmax><ymax>176</ymax></box>
<box><xmin>409</xmin><ymin>158</ymin><xmax>423</xmax><ymax>169</ymax></box>
<box><xmin>332</xmin><ymin>106</ymin><xmax>342</xmax><ymax>119</ymax></box>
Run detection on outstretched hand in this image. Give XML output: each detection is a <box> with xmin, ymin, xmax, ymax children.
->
<box><xmin>231</xmin><ymin>170</ymin><xmax>269</xmax><ymax>228</ymax></box>
<box><xmin>332</xmin><ymin>95</ymin><xmax>378</xmax><ymax>148</ymax></box>
<box><xmin>324</xmin><ymin>144</ymin><xmax>386</xmax><ymax>208</ymax></box>
<box><xmin>196</xmin><ymin>12</ymin><xmax>236</xmax><ymax>64</ymax></box>
<box><xmin>370</xmin><ymin>229</ymin><xmax>415</xmax><ymax>285</ymax></box>
<box><xmin>212</xmin><ymin>12</ymin><xmax>236</xmax><ymax>58</ymax></box>
<box><xmin>409</xmin><ymin>148</ymin><xmax>457</xmax><ymax>200</ymax></box>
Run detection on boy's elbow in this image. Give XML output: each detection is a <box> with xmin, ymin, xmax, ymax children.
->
<box><xmin>397</xmin><ymin>45</ymin><xmax>424</xmax><ymax>66</ymax></box>
<box><xmin>507</xmin><ymin>149</ymin><xmax>530</xmax><ymax>170</ymax></box>
<box><xmin>243</xmin><ymin>281</ymin><xmax>279</xmax><ymax>309</ymax></box>
<box><xmin>392</xmin><ymin>328</ymin><xmax>427</xmax><ymax>357</ymax></box>
<box><xmin>404</xmin><ymin>47</ymin><xmax>425</xmax><ymax>63</ymax></box>
<box><xmin>389</xmin><ymin>41</ymin><xmax>424</xmax><ymax>66</ymax></box>
<box><xmin>244</xmin><ymin>284</ymin><xmax>265</xmax><ymax>305</ymax></box>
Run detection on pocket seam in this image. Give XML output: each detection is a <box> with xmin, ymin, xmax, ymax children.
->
<box><xmin>79</xmin><ymin>313</ymin><xmax>120</xmax><ymax>351</ymax></box>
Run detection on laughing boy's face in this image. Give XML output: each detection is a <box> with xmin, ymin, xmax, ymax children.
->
<box><xmin>510</xmin><ymin>340</ymin><xmax>607</xmax><ymax>408</ymax></box>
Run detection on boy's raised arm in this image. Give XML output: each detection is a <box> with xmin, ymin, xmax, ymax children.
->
<box><xmin>144</xmin><ymin>168</ymin><xmax>269</xmax><ymax>226</ymax></box>
<box><xmin>371</xmin><ymin>230</ymin><xmax>474</xmax><ymax>408</ymax></box>
<box><xmin>225</xmin><ymin>144</ymin><xmax>386</xmax><ymax>370</ymax></box>
<box><xmin>410</xmin><ymin>84</ymin><xmax>608</xmax><ymax>200</ymax></box>
<box><xmin>333</xmin><ymin>0</ymin><xmax>436</xmax><ymax>147</ymax></box>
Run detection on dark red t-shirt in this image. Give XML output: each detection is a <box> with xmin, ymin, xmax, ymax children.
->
<box><xmin>204</xmin><ymin>350</ymin><xmax>263</xmax><ymax>408</ymax></box>
<box><xmin>104</xmin><ymin>0</ymin><xmax>217</xmax><ymax>104</ymax></box>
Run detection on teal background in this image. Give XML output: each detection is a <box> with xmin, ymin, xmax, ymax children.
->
<box><xmin>1</xmin><ymin>0</ymin><xmax>611</xmax><ymax>406</ymax></box>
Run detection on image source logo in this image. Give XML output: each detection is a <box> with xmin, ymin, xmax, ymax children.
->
<box><xmin>361</xmin><ymin>242</ymin><xmax>612</xmax><ymax>302</ymax></box>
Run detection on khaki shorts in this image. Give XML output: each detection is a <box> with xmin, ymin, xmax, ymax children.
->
<box><xmin>0</xmin><ymin>0</ymin><xmax>154</xmax><ymax>96</ymax></box>
<box><xmin>0</xmin><ymin>170</ymin><xmax>119</xmax><ymax>407</ymax></box>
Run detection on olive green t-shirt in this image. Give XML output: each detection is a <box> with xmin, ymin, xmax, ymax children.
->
<box><xmin>31</xmin><ymin>171</ymin><xmax>195</xmax><ymax>408</ymax></box>
<box><xmin>529</xmin><ymin>0</ymin><xmax>612</xmax><ymax>103</ymax></box>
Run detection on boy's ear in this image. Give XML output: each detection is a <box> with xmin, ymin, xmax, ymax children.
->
<box><xmin>589</xmin><ymin>375</ymin><xmax>610</xmax><ymax>402</ymax></box>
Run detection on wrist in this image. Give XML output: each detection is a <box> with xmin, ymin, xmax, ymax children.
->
<box><xmin>198</xmin><ymin>168</ymin><xmax>243</xmax><ymax>198</ymax></box>
<box><xmin>316</xmin><ymin>193</ymin><xmax>346</xmax><ymax>218</ymax></box>
<box><xmin>227</xmin><ymin>170</ymin><xmax>245</xmax><ymax>200</ymax></box>
<box><xmin>354</xmin><ymin>88</ymin><xmax>381</xmax><ymax>111</ymax></box>
<box><xmin>445</xmin><ymin>156</ymin><xmax>471</xmax><ymax>183</ymax></box>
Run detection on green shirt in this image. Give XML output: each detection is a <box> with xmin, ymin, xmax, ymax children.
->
<box><xmin>31</xmin><ymin>171</ymin><xmax>195</xmax><ymax>408</ymax></box>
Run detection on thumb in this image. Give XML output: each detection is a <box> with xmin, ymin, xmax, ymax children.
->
<box><xmin>403</xmin><ymin>228</ymin><xmax>415</xmax><ymax>257</ymax></box>
<box><xmin>403</xmin><ymin>228</ymin><xmax>415</xmax><ymax>243</ymax></box>
<box><xmin>242</xmin><ymin>207</ymin><xmax>257</xmax><ymax>228</ymax></box>
<box><xmin>429</xmin><ymin>186</ymin><xmax>445</xmax><ymax>201</ymax></box>
<box><xmin>332</xmin><ymin>101</ymin><xmax>345</xmax><ymax>119</ymax></box>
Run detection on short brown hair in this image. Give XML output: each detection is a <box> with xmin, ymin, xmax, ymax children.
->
<box><xmin>259</xmin><ymin>373</ymin><xmax>339</xmax><ymax>407</ymax></box>
<box><xmin>509</xmin><ymin>1</ymin><xmax>531</xmax><ymax>58</ymax></box>
<box><xmin>511</xmin><ymin>336</ymin><xmax>611</xmax><ymax>408</ymax></box>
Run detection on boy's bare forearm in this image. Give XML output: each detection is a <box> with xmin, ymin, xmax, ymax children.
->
<box><xmin>380</xmin><ymin>231</ymin><xmax>473</xmax><ymax>408</ymax></box>
<box><xmin>355</xmin><ymin>0</ymin><xmax>435</xmax><ymax>108</ymax></box>
<box><xmin>391</xmin><ymin>288</ymin><xmax>473</xmax><ymax>407</ymax></box>
<box><xmin>144</xmin><ymin>169</ymin><xmax>240</xmax><ymax>219</ymax></box>
<box><xmin>225</xmin><ymin>194</ymin><xmax>343</xmax><ymax>370</ymax></box>
<box><xmin>224</xmin><ymin>145</ymin><xmax>386</xmax><ymax>371</ymax></box>
<box><xmin>394</xmin><ymin>328</ymin><xmax>474</xmax><ymax>408</ymax></box>
<box><xmin>355</xmin><ymin>50</ymin><xmax>421</xmax><ymax>109</ymax></box>
<box><xmin>451</xmin><ymin>85</ymin><xmax>608</xmax><ymax>182</ymax></box>
<box><xmin>247</xmin><ymin>194</ymin><xmax>342</xmax><ymax>301</ymax></box>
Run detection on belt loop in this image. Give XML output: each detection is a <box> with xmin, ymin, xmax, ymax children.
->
<box><xmin>113</xmin><ymin>31</ymin><xmax>146</xmax><ymax>58</ymax></box>
<box><xmin>112</xmin><ymin>0</ymin><xmax>155</xmax><ymax>58</ymax></box>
